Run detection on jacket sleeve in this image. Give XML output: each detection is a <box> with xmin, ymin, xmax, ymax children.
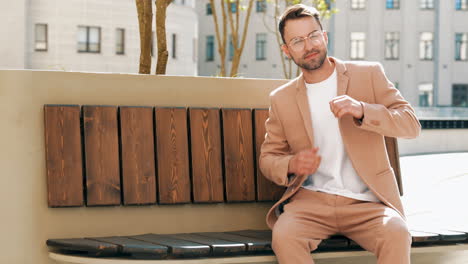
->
<box><xmin>353</xmin><ymin>63</ymin><xmax>421</xmax><ymax>139</ymax></box>
<box><xmin>259</xmin><ymin>95</ymin><xmax>294</xmax><ymax>187</ymax></box>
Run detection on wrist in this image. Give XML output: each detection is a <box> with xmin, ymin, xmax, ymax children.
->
<box><xmin>359</xmin><ymin>101</ymin><xmax>365</xmax><ymax>120</ymax></box>
<box><xmin>287</xmin><ymin>158</ymin><xmax>296</xmax><ymax>174</ymax></box>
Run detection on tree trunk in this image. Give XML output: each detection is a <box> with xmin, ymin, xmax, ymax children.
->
<box><xmin>136</xmin><ymin>0</ymin><xmax>153</xmax><ymax>74</ymax></box>
<box><xmin>155</xmin><ymin>0</ymin><xmax>172</xmax><ymax>75</ymax></box>
<box><xmin>209</xmin><ymin>0</ymin><xmax>227</xmax><ymax>76</ymax></box>
<box><xmin>228</xmin><ymin>0</ymin><xmax>254</xmax><ymax>77</ymax></box>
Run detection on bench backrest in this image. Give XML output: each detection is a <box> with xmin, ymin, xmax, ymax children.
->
<box><xmin>44</xmin><ymin>104</ymin><xmax>402</xmax><ymax>207</ymax></box>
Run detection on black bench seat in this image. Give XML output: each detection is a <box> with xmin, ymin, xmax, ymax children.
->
<box><xmin>47</xmin><ymin>229</ymin><xmax>468</xmax><ymax>260</ymax></box>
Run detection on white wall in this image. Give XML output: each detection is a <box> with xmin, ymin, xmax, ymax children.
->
<box><xmin>0</xmin><ymin>0</ymin><xmax>27</xmax><ymax>69</ymax></box>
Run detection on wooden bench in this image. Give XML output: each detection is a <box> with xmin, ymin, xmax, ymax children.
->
<box><xmin>44</xmin><ymin>104</ymin><xmax>468</xmax><ymax>261</ymax></box>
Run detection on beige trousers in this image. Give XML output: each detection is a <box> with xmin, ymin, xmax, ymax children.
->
<box><xmin>272</xmin><ymin>188</ymin><xmax>412</xmax><ymax>264</ymax></box>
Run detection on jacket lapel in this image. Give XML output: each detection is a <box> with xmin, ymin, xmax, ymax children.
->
<box><xmin>295</xmin><ymin>76</ymin><xmax>315</xmax><ymax>147</ymax></box>
<box><xmin>334</xmin><ymin>58</ymin><xmax>349</xmax><ymax>96</ymax></box>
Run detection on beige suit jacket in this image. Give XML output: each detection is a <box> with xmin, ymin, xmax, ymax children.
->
<box><xmin>259</xmin><ymin>57</ymin><xmax>421</xmax><ymax>229</ymax></box>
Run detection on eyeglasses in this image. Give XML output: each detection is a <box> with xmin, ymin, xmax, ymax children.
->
<box><xmin>287</xmin><ymin>31</ymin><xmax>324</xmax><ymax>52</ymax></box>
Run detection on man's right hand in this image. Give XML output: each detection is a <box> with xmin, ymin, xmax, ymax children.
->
<box><xmin>288</xmin><ymin>147</ymin><xmax>321</xmax><ymax>176</ymax></box>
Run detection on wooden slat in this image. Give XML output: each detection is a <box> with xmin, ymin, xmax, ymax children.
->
<box><xmin>196</xmin><ymin>232</ymin><xmax>271</xmax><ymax>252</ymax></box>
<box><xmin>384</xmin><ymin>136</ymin><xmax>403</xmax><ymax>196</ymax></box>
<box><xmin>167</xmin><ymin>233</ymin><xmax>246</xmax><ymax>256</ymax></box>
<box><xmin>44</xmin><ymin>105</ymin><xmax>84</xmax><ymax>207</ymax></box>
<box><xmin>83</xmin><ymin>106</ymin><xmax>121</xmax><ymax>206</ymax></box>
<box><xmin>155</xmin><ymin>108</ymin><xmax>191</xmax><ymax>204</ymax></box>
<box><xmin>410</xmin><ymin>230</ymin><xmax>440</xmax><ymax>244</ymax></box>
<box><xmin>253</xmin><ymin>109</ymin><xmax>286</xmax><ymax>201</ymax></box>
<box><xmin>46</xmin><ymin>238</ymin><xmax>119</xmax><ymax>256</ymax></box>
<box><xmin>410</xmin><ymin>228</ymin><xmax>467</xmax><ymax>242</ymax></box>
<box><xmin>90</xmin><ymin>236</ymin><xmax>168</xmax><ymax>258</ymax></box>
<box><xmin>189</xmin><ymin>108</ymin><xmax>224</xmax><ymax>203</ymax></box>
<box><xmin>130</xmin><ymin>234</ymin><xmax>210</xmax><ymax>258</ymax></box>
<box><xmin>120</xmin><ymin>107</ymin><xmax>157</xmax><ymax>205</ymax></box>
<box><xmin>222</xmin><ymin>109</ymin><xmax>255</xmax><ymax>202</ymax></box>
<box><xmin>229</xmin><ymin>230</ymin><xmax>349</xmax><ymax>251</ymax></box>
<box><xmin>445</xmin><ymin>225</ymin><xmax>468</xmax><ymax>236</ymax></box>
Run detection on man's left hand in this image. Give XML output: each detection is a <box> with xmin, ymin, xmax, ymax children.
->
<box><xmin>329</xmin><ymin>95</ymin><xmax>364</xmax><ymax>119</ymax></box>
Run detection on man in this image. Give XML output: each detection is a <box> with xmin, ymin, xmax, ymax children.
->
<box><xmin>259</xmin><ymin>4</ymin><xmax>421</xmax><ymax>264</ymax></box>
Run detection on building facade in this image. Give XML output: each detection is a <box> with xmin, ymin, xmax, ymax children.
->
<box><xmin>0</xmin><ymin>0</ymin><xmax>198</xmax><ymax>75</ymax></box>
<box><xmin>196</xmin><ymin>0</ymin><xmax>468</xmax><ymax>107</ymax></box>
<box><xmin>1</xmin><ymin>0</ymin><xmax>467</xmax><ymax>106</ymax></box>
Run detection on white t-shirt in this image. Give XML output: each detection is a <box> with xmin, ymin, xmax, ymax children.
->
<box><xmin>301</xmin><ymin>68</ymin><xmax>380</xmax><ymax>203</ymax></box>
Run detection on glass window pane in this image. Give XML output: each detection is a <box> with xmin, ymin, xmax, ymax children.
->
<box><xmin>35</xmin><ymin>24</ymin><xmax>47</xmax><ymax>51</ymax></box>
<box><xmin>35</xmin><ymin>24</ymin><xmax>46</xmax><ymax>41</ymax></box>
<box><xmin>418</xmin><ymin>83</ymin><xmax>433</xmax><ymax>106</ymax></box>
<box><xmin>193</xmin><ymin>37</ymin><xmax>197</xmax><ymax>62</ymax></box>
<box><xmin>231</xmin><ymin>2</ymin><xmax>237</xmax><ymax>13</ymax></box>
<box><xmin>89</xmin><ymin>27</ymin><xmax>100</xmax><ymax>52</ymax></box>
<box><xmin>89</xmin><ymin>27</ymin><xmax>100</xmax><ymax>44</ymax></box>
<box><xmin>350</xmin><ymin>32</ymin><xmax>365</xmax><ymax>59</ymax></box>
<box><xmin>206</xmin><ymin>35</ymin><xmax>214</xmax><ymax>61</ymax></box>
<box><xmin>256</xmin><ymin>0</ymin><xmax>266</xmax><ymax>12</ymax></box>
<box><xmin>256</xmin><ymin>33</ymin><xmax>267</xmax><ymax>60</ymax></box>
<box><xmin>116</xmin><ymin>28</ymin><xmax>124</xmax><ymax>54</ymax></box>
<box><xmin>420</xmin><ymin>32</ymin><xmax>433</xmax><ymax>60</ymax></box>
<box><xmin>172</xmin><ymin>33</ymin><xmax>177</xmax><ymax>59</ymax></box>
<box><xmin>77</xmin><ymin>26</ymin><xmax>88</xmax><ymax>52</ymax></box>
<box><xmin>386</xmin><ymin>0</ymin><xmax>399</xmax><ymax>9</ymax></box>
<box><xmin>229</xmin><ymin>35</ymin><xmax>234</xmax><ymax>61</ymax></box>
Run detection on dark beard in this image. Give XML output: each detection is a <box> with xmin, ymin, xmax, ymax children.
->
<box><xmin>292</xmin><ymin>50</ymin><xmax>327</xmax><ymax>71</ymax></box>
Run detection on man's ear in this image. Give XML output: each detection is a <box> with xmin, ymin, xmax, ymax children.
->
<box><xmin>323</xmin><ymin>30</ymin><xmax>329</xmax><ymax>46</ymax></box>
<box><xmin>281</xmin><ymin>44</ymin><xmax>291</xmax><ymax>59</ymax></box>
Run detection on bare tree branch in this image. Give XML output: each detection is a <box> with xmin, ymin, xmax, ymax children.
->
<box><xmin>155</xmin><ymin>0</ymin><xmax>173</xmax><ymax>75</ymax></box>
<box><xmin>136</xmin><ymin>0</ymin><xmax>153</xmax><ymax>74</ymax></box>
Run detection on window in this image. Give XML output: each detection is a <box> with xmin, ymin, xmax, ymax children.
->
<box><xmin>386</xmin><ymin>0</ymin><xmax>400</xmax><ymax>9</ymax></box>
<box><xmin>455</xmin><ymin>33</ymin><xmax>468</xmax><ymax>61</ymax></box>
<box><xmin>35</xmin><ymin>24</ymin><xmax>48</xmax><ymax>51</ymax></box>
<box><xmin>420</xmin><ymin>0</ymin><xmax>434</xmax><ymax>9</ymax></box>
<box><xmin>230</xmin><ymin>2</ymin><xmax>237</xmax><ymax>13</ymax></box>
<box><xmin>193</xmin><ymin>37</ymin><xmax>197</xmax><ymax>62</ymax></box>
<box><xmin>351</xmin><ymin>0</ymin><xmax>366</xmax><ymax>10</ymax></box>
<box><xmin>206</xmin><ymin>3</ymin><xmax>212</xmax><ymax>15</ymax></box>
<box><xmin>256</xmin><ymin>0</ymin><xmax>266</xmax><ymax>12</ymax></box>
<box><xmin>256</xmin><ymin>33</ymin><xmax>267</xmax><ymax>60</ymax></box>
<box><xmin>77</xmin><ymin>26</ymin><xmax>101</xmax><ymax>53</ymax></box>
<box><xmin>418</xmin><ymin>83</ymin><xmax>433</xmax><ymax>107</ymax></box>
<box><xmin>420</xmin><ymin>32</ymin><xmax>433</xmax><ymax>60</ymax></box>
<box><xmin>453</xmin><ymin>84</ymin><xmax>468</xmax><ymax>107</ymax></box>
<box><xmin>350</xmin><ymin>32</ymin><xmax>366</xmax><ymax>60</ymax></box>
<box><xmin>229</xmin><ymin>35</ymin><xmax>234</xmax><ymax>61</ymax></box>
<box><xmin>456</xmin><ymin>0</ymin><xmax>468</xmax><ymax>10</ymax></box>
<box><xmin>206</xmin><ymin>35</ymin><xmax>215</xmax><ymax>61</ymax></box>
<box><xmin>385</xmin><ymin>32</ymin><xmax>400</xmax><ymax>60</ymax></box>
<box><xmin>172</xmin><ymin>33</ymin><xmax>177</xmax><ymax>59</ymax></box>
<box><xmin>116</xmin><ymin>28</ymin><xmax>125</xmax><ymax>55</ymax></box>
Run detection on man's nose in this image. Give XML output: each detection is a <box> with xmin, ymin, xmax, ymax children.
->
<box><xmin>304</xmin><ymin>38</ymin><xmax>317</xmax><ymax>51</ymax></box>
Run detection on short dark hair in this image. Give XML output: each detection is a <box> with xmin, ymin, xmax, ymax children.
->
<box><xmin>278</xmin><ymin>4</ymin><xmax>323</xmax><ymax>44</ymax></box>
